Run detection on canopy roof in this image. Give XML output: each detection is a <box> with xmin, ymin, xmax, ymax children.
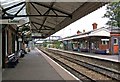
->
<box><xmin>1</xmin><ymin>1</ymin><xmax>107</xmax><ymax>38</ymax></box>
<box><xmin>60</xmin><ymin>27</ymin><xmax>110</xmax><ymax>41</ymax></box>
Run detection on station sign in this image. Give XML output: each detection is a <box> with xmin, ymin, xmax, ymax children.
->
<box><xmin>8</xmin><ymin>20</ymin><xmax>19</xmax><ymax>23</ymax></box>
<box><xmin>32</xmin><ymin>33</ymin><xmax>42</xmax><ymax>36</ymax></box>
<box><xmin>0</xmin><ymin>19</ymin><xmax>25</xmax><ymax>25</ymax></box>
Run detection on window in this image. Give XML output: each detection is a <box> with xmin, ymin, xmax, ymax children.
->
<box><xmin>114</xmin><ymin>38</ymin><xmax>118</xmax><ymax>45</ymax></box>
<box><xmin>12</xmin><ymin>33</ymin><xmax>15</xmax><ymax>53</ymax></box>
<box><xmin>101</xmin><ymin>39</ymin><xmax>109</xmax><ymax>45</ymax></box>
<box><xmin>102</xmin><ymin>41</ymin><xmax>106</xmax><ymax>45</ymax></box>
<box><xmin>102</xmin><ymin>41</ymin><xmax>109</xmax><ymax>45</ymax></box>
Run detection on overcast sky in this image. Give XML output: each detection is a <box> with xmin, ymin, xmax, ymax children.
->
<box><xmin>52</xmin><ymin>5</ymin><xmax>109</xmax><ymax>38</ymax></box>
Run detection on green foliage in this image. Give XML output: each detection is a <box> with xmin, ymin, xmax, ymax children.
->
<box><xmin>54</xmin><ymin>41</ymin><xmax>61</xmax><ymax>49</ymax></box>
<box><xmin>104</xmin><ymin>2</ymin><xmax>120</xmax><ymax>27</ymax></box>
<box><xmin>22</xmin><ymin>27</ymin><xmax>30</xmax><ymax>31</ymax></box>
<box><xmin>19</xmin><ymin>25</ymin><xmax>30</xmax><ymax>32</ymax></box>
<box><xmin>43</xmin><ymin>41</ymin><xmax>48</xmax><ymax>47</ymax></box>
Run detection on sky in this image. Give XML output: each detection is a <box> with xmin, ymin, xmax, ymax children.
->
<box><xmin>52</xmin><ymin>5</ymin><xmax>109</xmax><ymax>38</ymax></box>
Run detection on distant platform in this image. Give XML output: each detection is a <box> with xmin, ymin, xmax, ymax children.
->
<box><xmin>49</xmin><ymin>48</ymin><xmax>120</xmax><ymax>63</ymax></box>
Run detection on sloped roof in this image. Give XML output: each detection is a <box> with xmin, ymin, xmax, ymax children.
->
<box><xmin>89</xmin><ymin>27</ymin><xmax>110</xmax><ymax>37</ymax></box>
<box><xmin>61</xmin><ymin>27</ymin><xmax>110</xmax><ymax>41</ymax></box>
<box><xmin>1</xmin><ymin>1</ymin><xmax>107</xmax><ymax>38</ymax></box>
<box><xmin>26</xmin><ymin>2</ymin><xmax>107</xmax><ymax>38</ymax></box>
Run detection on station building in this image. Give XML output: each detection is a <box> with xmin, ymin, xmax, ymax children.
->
<box><xmin>61</xmin><ymin>23</ymin><xmax>120</xmax><ymax>55</ymax></box>
<box><xmin>1</xmin><ymin>24</ymin><xmax>25</xmax><ymax>68</ymax></box>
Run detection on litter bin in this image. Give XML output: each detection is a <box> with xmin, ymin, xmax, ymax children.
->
<box><xmin>106</xmin><ymin>49</ymin><xmax>109</xmax><ymax>54</ymax></box>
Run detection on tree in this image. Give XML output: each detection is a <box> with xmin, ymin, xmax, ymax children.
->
<box><xmin>104</xmin><ymin>2</ymin><xmax>120</xmax><ymax>27</ymax></box>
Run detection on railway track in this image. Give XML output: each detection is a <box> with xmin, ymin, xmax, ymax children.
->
<box><xmin>41</xmin><ymin>49</ymin><xmax>96</xmax><ymax>82</ymax></box>
<box><xmin>49</xmin><ymin>50</ymin><xmax>120</xmax><ymax>80</ymax></box>
<box><xmin>39</xmin><ymin>48</ymin><xmax>119</xmax><ymax>82</ymax></box>
<box><xmin>48</xmin><ymin>48</ymin><xmax>120</xmax><ymax>72</ymax></box>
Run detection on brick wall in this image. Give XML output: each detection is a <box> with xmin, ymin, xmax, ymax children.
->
<box><xmin>99</xmin><ymin>44</ymin><xmax>109</xmax><ymax>50</ymax></box>
<box><xmin>110</xmin><ymin>33</ymin><xmax>120</xmax><ymax>54</ymax></box>
<box><xmin>6</xmin><ymin>25</ymin><xmax>16</xmax><ymax>55</ymax></box>
<box><xmin>7</xmin><ymin>28</ymin><xmax>12</xmax><ymax>54</ymax></box>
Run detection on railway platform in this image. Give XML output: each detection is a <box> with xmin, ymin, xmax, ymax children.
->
<box><xmin>2</xmin><ymin>48</ymin><xmax>79</xmax><ymax>81</ymax></box>
<box><xmin>49</xmin><ymin>48</ymin><xmax>120</xmax><ymax>63</ymax></box>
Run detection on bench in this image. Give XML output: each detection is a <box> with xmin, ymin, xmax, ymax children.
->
<box><xmin>6</xmin><ymin>53</ymin><xmax>19</xmax><ymax>68</ymax></box>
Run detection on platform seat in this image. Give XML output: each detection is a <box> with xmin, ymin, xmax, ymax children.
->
<box><xmin>6</xmin><ymin>53</ymin><xmax>19</xmax><ymax>68</ymax></box>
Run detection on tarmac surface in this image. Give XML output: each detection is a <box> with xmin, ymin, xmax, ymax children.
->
<box><xmin>2</xmin><ymin>49</ymin><xmax>64</xmax><ymax>80</ymax></box>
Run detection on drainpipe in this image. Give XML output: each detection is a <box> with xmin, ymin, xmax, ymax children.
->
<box><xmin>118</xmin><ymin>37</ymin><xmax>120</xmax><ymax>60</ymax></box>
<box><xmin>0</xmin><ymin>24</ymin><xmax>2</xmax><ymax>82</ymax></box>
<box><xmin>0</xmin><ymin>25</ymin><xmax>2</xmax><ymax>68</ymax></box>
<box><xmin>111</xmin><ymin>36</ymin><xmax>114</xmax><ymax>55</ymax></box>
<box><xmin>16</xmin><ymin>27</ymin><xmax>19</xmax><ymax>51</ymax></box>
